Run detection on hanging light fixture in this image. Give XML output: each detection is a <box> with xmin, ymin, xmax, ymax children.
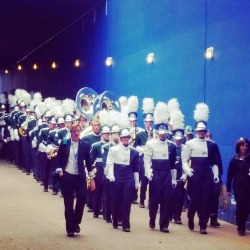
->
<box><xmin>51</xmin><ymin>61</ymin><xmax>57</xmax><ymax>69</ymax></box>
<box><xmin>205</xmin><ymin>47</ymin><xmax>214</xmax><ymax>60</ymax></box>
<box><xmin>105</xmin><ymin>57</ymin><xmax>113</xmax><ymax>67</ymax></box>
<box><xmin>74</xmin><ymin>59</ymin><xmax>80</xmax><ymax>67</ymax></box>
<box><xmin>33</xmin><ymin>63</ymin><xmax>38</xmax><ymax>70</ymax></box>
<box><xmin>17</xmin><ymin>65</ymin><xmax>23</xmax><ymax>71</ymax></box>
<box><xmin>4</xmin><ymin>69</ymin><xmax>9</xmax><ymax>74</ymax></box>
<box><xmin>146</xmin><ymin>53</ymin><xmax>155</xmax><ymax>64</ymax></box>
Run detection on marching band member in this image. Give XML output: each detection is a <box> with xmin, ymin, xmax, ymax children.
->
<box><xmin>106</xmin><ymin>127</ymin><xmax>139</xmax><ymax>232</ymax></box>
<box><xmin>90</xmin><ymin>112</ymin><xmax>110</xmax><ymax>218</ymax></box>
<box><xmin>182</xmin><ymin>103</ymin><xmax>220</xmax><ymax>234</ymax></box>
<box><xmin>82</xmin><ymin>115</ymin><xmax>101</xmax><ymax>212</ymax></box>
<box><xmin>56</xmin><ymin>123</ymin><xmax>95</xmax><ymax>237</ymax></box>
<box><xmin>144</xmin><ymin>102</ymin><xmax>177</xmax><ymax>233</ymax></box>
<box><xmin>134</xmin><ymin>97</ymin><xmax>155</xmax><ymax>208</ymax></box>
<box><xmin>102</xmin><ymin>123</ymin><xmax>120</xmax><ymax>223</ymax></box>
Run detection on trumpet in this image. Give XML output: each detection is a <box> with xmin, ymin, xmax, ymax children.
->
<box><xmin>18</xmin><ymin>127</ymin><xmax>27</xmax><ymax>137</ymax></box>
<box><xmin>47</xmin><ymin>147</ymin><xmax>59</xmax><ymax>159</ymax></box>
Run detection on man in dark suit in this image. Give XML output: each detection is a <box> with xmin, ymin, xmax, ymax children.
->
<box><xmin>56</xmin><ymin>123</ymin><xmax>95</xmax><ymax>237</ymax></box>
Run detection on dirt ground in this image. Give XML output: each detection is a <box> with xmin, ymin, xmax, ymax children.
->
<box><xmin>0</xmin><ymin>160</ymin><xmax>250</xmax><ymax>250</ymax></box>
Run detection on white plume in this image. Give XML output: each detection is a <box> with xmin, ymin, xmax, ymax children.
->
<box><xmin>62</xmin><ymin>98</ymin><xmax>75</xmax><ymax>115</ymax></box>
<box><xmin>99</xmin><ymin>109</ymin><xmax>109</xmax><ymax>126</ymax></box>
<box><xmin>118</xmin><ymin>112</ymin><xmax>130</xmax><ymax>129</ymax></box>
<box><xmin>171</xmin><ymin>110</ymin><xmax>185</xmax><ymax>130</ymax></box>
<box><xmin>127</xmin><ymin>96</ymin><xmax>139</xmax><ymax>113</ymax></box>
<box><xmin>51</xmin><ymin>106</ymin><xmax>64</xmax><ymax>118</ymax></box>
<box><xmin>119</xmin><ymin>96</ymin><xmax>128</xmax><ymax>114</ymax></box>
<box><xmin>33</xmin><ymin>92</ymin><xmax>43</xmax><ymax>105</ymax></box>
<box><xmin>194</xmin><ymin>102</ymin><xmax>209</xmax><ymax>122</ymax></box>
<box><xmin>154</xmin><ymin>102</ymin><xmax>169</xmax><ymax>125</ymax></box>
<box><xmin>108</xmin><ymin>110</ymin><xmax>120</xmax><ymax>127</ymax></box>
<box><xmin>36</xmin><ymin>102</ymin><xmax>47</xmax><ymax>117</ymax></box>
<box><xmin>167</xmin><ymin>98</ymin><xmax>180</xmax><ymax>115</ymax></box>
<box><xmin>8</xmin><ymin>94</ymin><xmax>17</xmax><ymax>107</ymax></box>
<box><xmin>142</xmin><ymin>98</ymin><xmax>154</xmax><ymax>114</ymax></box>
<box><xmin>21</xmin><ymin>91</ymin><xmax>32</xmax><ymax>105</ymax></box>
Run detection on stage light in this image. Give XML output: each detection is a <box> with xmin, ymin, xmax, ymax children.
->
<box><xmin>146</xmin><ymin>53</ymin><xmax>155</xmax><ymax>64</ymax></box>
<box><xmin>4</xmin><ymin>69</ymin><xmax>8</xmax><ymax>74</ymax></box>
<box><xmin>51</xmin><ymin>62</ymin><xmax>57</xmax><ymax>69</ymax></box>
<box><xmin>205</xmin><ymin>47</ymin><xmax>214</xmax><ymax>60</ymax></box>
<box><xmin>105</xmin><ymin>57</ymin><xmax>113</xmax><ymax>67</ymax></box>
<box><xmin>17</xmin><ymin>65</ymin><xmax>23</xmax><ymax>71</ymax></box>
<box><xmin>74</xmin><ymin>59</ymin><xmax>80</xmax><ymax>67</ymax></box>
<box><xmin>33</xmin><ymin>64</ymin><xmax>38</xmax><ymax>70</ymax></box>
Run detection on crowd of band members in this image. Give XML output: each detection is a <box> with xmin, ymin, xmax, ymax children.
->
<box><xmin>0</xmin><ymin>101</ymin><xmax>249</xmax><ymax>237</ymax></box>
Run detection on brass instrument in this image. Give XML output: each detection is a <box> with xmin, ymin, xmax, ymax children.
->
<box><xmin>18</xmin><ymin>127</ymin><xmax>27</xmax><ymax>137</ymax></box>
<box><xmin>47</xmin><ymin>147</ymin><xmax>59</xmax><ymax>159</ymax></box>
<box><xmin>75</xmin><ymin>87</ymin><xmax>98</xmax><ymax>120</ymax></box>
<box><xmin>93</xmin><ymin>91</ymin><xmax>121</xmax><ymax>113</ymax></box>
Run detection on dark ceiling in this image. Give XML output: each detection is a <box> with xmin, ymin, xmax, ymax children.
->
<box><xmin>0</xmin><ymin>0</ymin><xmax>103</xmax><ymax>69</ymax></box>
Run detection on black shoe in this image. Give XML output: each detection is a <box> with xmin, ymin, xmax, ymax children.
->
<box><xmin>118</xmin><ymin>221</ymin><xmax>122</xmax><ymax>227</ymax></box>
<box><xmin>75</xmin><ymin>225</ymin><xmax>80</xmax><ymax>233</ymax></box>
<box><xmin>149</xmin><ymin>220</ymin><xmax>155</xmax><ymax>229</ymax></box>
<box><xmin>132</xmin><ymin>200</ymin><xmax>139</xmax><ymax>204</ymax></box>
<box><xmin>113</xmin><ymin>223</ymin><xmax>118</xmax><ymax>229</ymax></box>
<box><xmin>106</xmin><ymin>219</ymin><xmax>112</xmax><ymax>223</ymax></box>
<box><xmin>160</xmin><ymin>227</ymin><xmax>169</xmax><ymax>233</ymax></box>
<box><xmin>87</xmin><ymin>208</ymin><xmax>93</xmax><ymax>212</ymax></box>
<box><xmin>139</xmin><ymin>201</ymin><xmax>145</xmax><ymax>208</ymax></box>
<box><xmin>123</xmin><ymin>227</ymin><xmax>130</xmax><ymax>232</ymax></box>
<box><xmin>238</xmin><ymin>229</ymin><xmax>246</xmax><ymax>236</ymax></box>
<box><xmin>200</xmin><ymin>228</ymin><xmax>207</xmax><ymax>234</ymax></box>
<box><xmin>93</xmin><ymin>214</ymin><xmax>99</xmax><ymax>218</ymax></box>
<box><xmin>52</xmin><ymin>191</ymin><xmax>58</xmax><ymax>195</ymax></box>
<box><xmin>188</xmin><ymin>219</ymin><xmax>194</xmax><ymax>230</ymax></box>
<box><xmin>174</xmin><ymin>219</ymin><xmax>182</xmax><ymax>225</ymax></box>
<box><xmin>210</xmin><ymin>219</ymin><xmax>220</xmax><ymax>228</ymax></box>
<box><xmin>67</xmin><ymin>232</ymin><xmax>75</xmax><ymax>237</ymax></box>
<box><xmin>26</xmin><ymin>172</ymin><xmax>30</xmax><ymax>175</ymax></box>
<box><xmin>43</xmin><ymin>188</ymin><xmax>48</xmax><ymax>192</ymax></box>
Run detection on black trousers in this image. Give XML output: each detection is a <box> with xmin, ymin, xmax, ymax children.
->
<box><xmin>93</xmin><ymin>165</ymin><xmax>104</xmax><ymax>216</ymax></box>
<box><xmin>170</xmin><ymin>180</ymin><xmax>186</xmax><ymax>221</ymax></box>
<box><xmin>234</xmin><ymin>187</ymin><xmax>250</xmax><ymax>231</ymax></box>
<box><xmin>148</xmin><ymin>171</ymin><xmax>172</xmax><ymax>229</ymax></box>
<box><xmin>187</xmin><ymin>174</ymin><xmax>213</xmax><ymax>229</ymax></box>
<box><xmin>103</xmin><ymin>177</ymin><xmax>112</xmax><ymax>221</ymax></box>
<box><xmin>60</xmin><ymin>172</ymin><xmax>87</xmax><ymax>233</ymax></box>
<box><xmin>110</xmin><ymin>179</ymin><xmax>134</xmax><ymax>229</ymax></box>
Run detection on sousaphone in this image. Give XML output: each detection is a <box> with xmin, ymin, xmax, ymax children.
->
<box><xmin>75</xmin><ymin>87</ymin><xmax>98</xmax><ymax>120</ymax></box>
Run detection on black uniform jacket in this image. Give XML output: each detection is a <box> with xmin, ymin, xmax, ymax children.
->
<box><xmin>56</xmin><ymin>138</ymin><xmax>92</xmax><ymax>181</ymax></box>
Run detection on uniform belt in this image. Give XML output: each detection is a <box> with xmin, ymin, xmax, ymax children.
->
<box><xmin>95</xmin><ymin>158</ymin><xmax>102</xmax><ymax>163</ymax></box>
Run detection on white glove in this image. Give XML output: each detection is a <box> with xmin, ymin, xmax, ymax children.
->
<box><xmin>134</xmin><ymin>172</ymin><xmax>140</xmax><ymax>189</ymax></box>
<box><xmin>14</xmin><ymin>129</ymin><xmax>20</xmax><ymax>141</ymax></box>
<box><xmin>108</xmin><ymin>175</ymin><xmax>115</xmax><ymax>182</ymax></box>
<box><xmin>32</xmin><ymin>137</ymin><xmax>37</xmax><ymax>148</ymax></box>
<box><xmin>46</xmin><ymin>144</ymin><xmax>54</xmax><ymax>154</ymax></box>
<box><xmin>212</xmin><ymin>165</ymin><xmax>219</xmax><ymax>183</ymax></box>
<box><xmin>171</xmin><ymin>169</ymin><xmax>177</xmax><ymax>188</ymax></box>
<box><xmin>145</xmin><ymin>168</ymin><xmax>153</xmax><ymax>181</ymax></box>
<box><xmin>38</xmin><ymin>143</ymin><xmax>47</xmax><ymax>153</ymax></box>
<box><xmin>106</xmin><ymin>166</ymin><xmax>115</xmax><ymax>182</ymax></box>
<box><xmin>55</xmin><ymin>168</ymin><xmax>63</xmax><ymax>173</ymax></box>
<box><xmin>182</xmin><ymin>162</ymin><xmax>194</xmax><ymax>177</ymax></box>
<box><xmin>180</xmin><ymin>173</ymin><xmax>187</xmax><ymax>182</ymax></box>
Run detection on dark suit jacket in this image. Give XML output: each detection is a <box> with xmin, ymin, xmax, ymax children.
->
<box><xmin>57</xmin><ymin>138</ymin><xmax>92</xmax><ymax>180</ymax></box>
